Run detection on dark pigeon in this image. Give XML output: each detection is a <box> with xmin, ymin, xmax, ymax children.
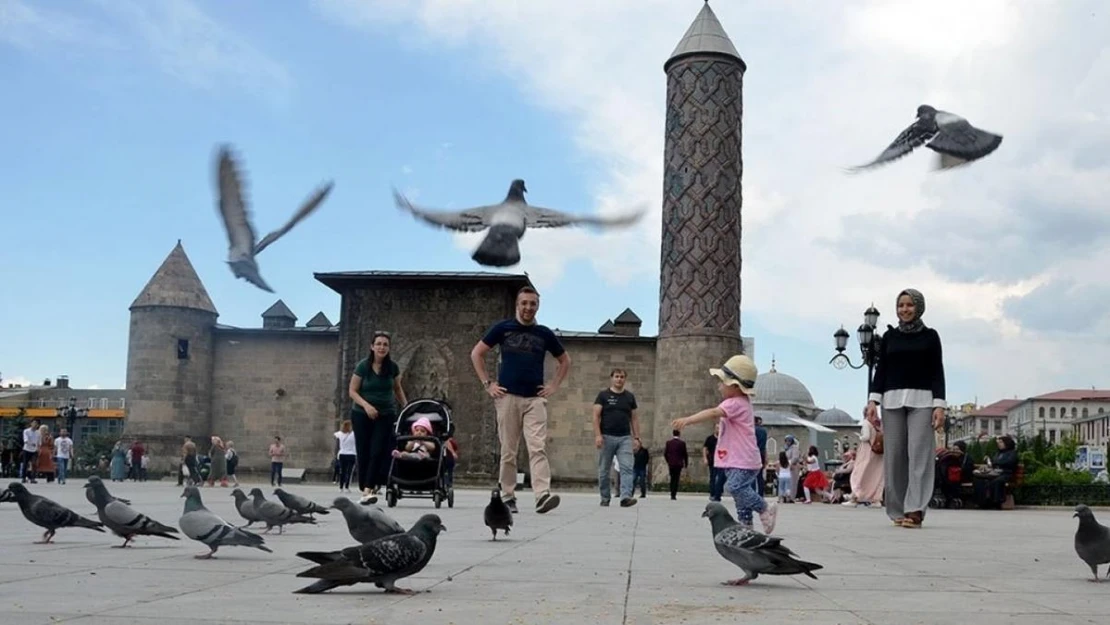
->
<box><xmin>274</xmin><ymin>488</ymin><xmax>330</xmax><ymax>518</ymax></box>
<box><xmin>293</xmin><ymin>514</ymin><xmax>446</xmax><ymax>594</ymax></box>
<box><xmin>215</xmin><ymin>144</ymin><xmax>333</xmax><ymax>292</ymax></box>
<box><xmin>1074</xmin><ymin>504</ymin><xmax>1110</xmax><ymax>582</ymax></box>
<box><xmin>84</xmin><ymin>476</ymin><xmax>131</xmax><ymax>508</ymax></box>
<box><xmin>5</xmin><ymin>482</ymin><xmax>105</xmax><ymax>544</ymax></box>
<box><xmin>0</xmin><ymin>487</ymin><xmax>13</xmax><ymax>503</ymax></box>
<box><xmin>703</xmin><ymin>502</ymin><xmax>822</xmax><ymax>586</ymax></box>
<box><xmin>178</xmin><ymin>486</ymin><xmax>272</xmax><ymax>559</ymax></box>
<box><xmin>331</xmin><ymin>497</ymin><xmax>404</xmax><ymax>544</ymax></box>
<box><xmin>849</xmin><ymin>104</ymin><xmax>1003</xmax><ymax>172</ymax></box>
<box><xmin>230</xmin><ymin>487</ymin><xmax>264</xmax><ymax>528</ymax></box>
<box><xmin>85</xmin><ymin>478</ymin><xmax>179</xmax><ymax>547</ymax></box>
<box><xmin>483</xmin><ymin>488</ymin><xmax>513</xmax><ymax>541</ymax></box>
<box><xmin>249</xmin><ymin>487</ymin><xmax>315</xmax><ymax>534</ymax></box>
<box><xmin>394</xmin><ymin>179</ymin><xmax>645</xmax><ymax>267</ymax></box>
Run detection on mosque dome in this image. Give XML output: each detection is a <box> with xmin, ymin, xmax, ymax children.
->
<box><xmin>753</xmin><ymin>358</ymin><xmax>816</xmax><ymax>412</ymax></box>
<box><xmin>815</xmin><ymin>407</ymin><xmax>857</xmax><ymax>426</ymax></box>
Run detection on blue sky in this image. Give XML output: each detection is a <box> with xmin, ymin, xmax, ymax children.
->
<box><xmin>3</xmin><ymin>0</ymin><xmax>1109</xmax><ymax>416</ymax></box>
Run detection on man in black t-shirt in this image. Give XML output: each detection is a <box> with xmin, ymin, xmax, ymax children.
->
<box><xmin>592</xmin><ymin>368</ymin><xmax>641</xmax><ymax>507</ymax></box>
<box><xmin>703</xmin><ymin>421</ymin><xmax>725</xmax><ymax>502</ymax></box>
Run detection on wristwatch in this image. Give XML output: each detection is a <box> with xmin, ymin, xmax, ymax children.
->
<box><xmin>482</xmin><ymin>380</ymin><xmax>492</xmax><ymax>388</ymax></box>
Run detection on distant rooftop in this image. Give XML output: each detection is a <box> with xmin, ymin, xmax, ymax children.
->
<box><xmin>261</xmin><ymin>299</ymin><xmax>297</xmax><ymax>320</ymax></box>
<box><xmin>973</xmin><ymin>399</ymin><xmax>1023</xmax><ymax>417</ymax></box>
<box><xmin>666</xmin><ymin>1</ymin><xmax>745</xmax><ymax>71</ymax></box>
<box><xmin>314</xmin><ymin>270</ymin><xmax>533</xmax><ymax>293</ymax></box>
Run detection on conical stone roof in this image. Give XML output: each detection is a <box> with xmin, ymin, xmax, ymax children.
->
<box><xmin>666</xmin><ymin>1</ymin><xmax>745</xmax><ymax>71</ymax></box>
<box><xmin>130</xmin><ymin>241</ymin><xmax>218</xmax><ymax>315</ymax></box>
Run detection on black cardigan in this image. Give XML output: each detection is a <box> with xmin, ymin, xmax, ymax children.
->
<box><xmin>869</xmin><ymin>325</ymin><xmax>946</xmax><ymax>403</ymax></box>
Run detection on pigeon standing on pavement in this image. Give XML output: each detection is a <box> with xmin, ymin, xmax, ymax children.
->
<box><xmin>292</xmin><ymin>514</ymin><xmax>446</xmax><ymax>595</ymax></box>
<box><xmin>5</xmin><ymin>482</ymin><xmax>105</xmax><ymax>544</ymax></box>
<box><xmin>84</xmin><ymin>476</ymin><xmax>131</xmax><ymax>509</ymax></box>
<box><xmin>702</xmin><ymin>502</ymin><xmax>822</xmax><ymax>586</ymax></box>
<box><xmin>214</xmin><ymin>144</ymin><xmax>334</xmax><ymax>292</ymax></box>
<box><xmin>178</xmin><ymin>486</ymin><xmax>272</xmax><ymax>559</ymax></box>
<box><xmin>393</xmin><ymin>179</ymin><xmax>646</xmax><ymax>267</ymax></box>
<box><xmin>1074</xmin><ymin>503</ymin><xmax>1110</xmax><ymax>582</ymax></box>
<box><xmin>85</xmin><ymin>478</ymin><xmax>179</xmax><ymax>548</ymax></box>
<box><xmin>249</xmin><ymin>487</ymin><xmax>316</xmax><ymax>534</ymax></box>
<box><xmin>230</xmin><ymin>487</ymin><xmax>264</xmax><ymax>528</ymax></box>
<box><xmin>274</xmin><ymin>488</ymin><xmax>330</xmax><ymax>518</ymax></box>
<box><xmin>331</xmin><ymin>497</ymin><xmax>404</xmax><ymax>544</ymax></box>
<box><xmin>848</xmin><ymin>104</ymin><xmax>1003</xmax><ymax>172</ymax></box>
<box><xmin>483</xmin><ymin>488</ymin><xmax>513</xmax><ymax>541</ymax></box>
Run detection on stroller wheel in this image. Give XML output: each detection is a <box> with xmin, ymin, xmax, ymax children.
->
<box><xmin>386</xmin><ymin>488</ymin><xmax>398</xmax><ymax>508</ymax></box>
<box><xmin>433</xmin><ymin>491</ymin><xmax>443</xmax><ymax>509</ymax></box>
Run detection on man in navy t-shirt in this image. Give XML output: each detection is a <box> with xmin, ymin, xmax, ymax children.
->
<box><xmin>471</xmin><ymin>286</ymin><xmax>571</xmax><ymax>514</ymax></box>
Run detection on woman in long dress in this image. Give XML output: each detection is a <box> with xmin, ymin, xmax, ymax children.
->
<box><xmin>845</xmin><ymin>419</ymin><xmax>884</xmax><ymax>506</ymax></box>
<box><xmin>110</xmin><ymin>441</ymin><xmax>128</xmax><ymax>481</ymax></box>
<box><xmin>36</xmin><ymin>426</ymin><xmax>56</xmax><ymax>482</ymax></box>
<box><xmin>207</xmin><ymin>436</ymin><xmax>228</xmax><ymax>487</ymax></box>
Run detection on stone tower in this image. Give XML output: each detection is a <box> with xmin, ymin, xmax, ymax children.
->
<box><xmin>653</xmin><ymin>2</ymin><xmax>746</xmax><ymax>485</ymax></box>
<box><xmin>124</xmin><ymin>241</ymin><xmax>218</xmax><ymax>470</ymax></box>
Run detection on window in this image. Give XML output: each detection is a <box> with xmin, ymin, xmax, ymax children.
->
<box><xmin>980</xmin><ymin>418</ymin><xmax>988</xmax><ymax>432</ymax></box>
<box><xmin>994</xmin><ymin>419</ymin><xmax>1003</xmax><ymax>433</ymax></box>
<box><xmin>1083</xmin><ymin>407</ymin><xmax>1089</xmax><ymax>419</ymax></box>
<box><xmin>1072</xmin><ymin>407</ymin><xmax>1078</xmax><ymax>419</ymax></box>
<box><xmin>1050</xmin><ymin>429</ymin><xmax>1057</xmax><ymax>444</ymax></box>
<box><xmin>177</xmin><ymin>339</ymin><xmax>190</xmax><ymax>360</ymax></box>
<box><xmin>1039</xmin><ymin>406</ymin><xmax>1045</xmax><ymax>419</ymax></box>
<box><xmin>1050</xmin><ymin>407</ymin><xmax>1056</xmax><ymax>419</ymax></box>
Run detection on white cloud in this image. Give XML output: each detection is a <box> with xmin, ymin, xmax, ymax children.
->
<box><xmin>0</xmin><ymin>0</ymin><xmax>120</xmax><ymax>50</ymax></box>
<box><xmin>0</xmin><ymin>375</ymin><xmax>33</xmax><ymax>389</ymax></box>
<box><xmin>316</xmin><ymin>0</ymin><xmax>1110</xmax><ymax>404</ymax></box>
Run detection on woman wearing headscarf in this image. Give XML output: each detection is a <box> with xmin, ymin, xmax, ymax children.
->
<box><xmin>864</xmin><ymin>288</ymin><xmax>947</xmax><ymax>529</ymax></box>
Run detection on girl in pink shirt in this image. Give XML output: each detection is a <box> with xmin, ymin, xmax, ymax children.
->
<box><xmin>672</xmin><ymin>354</ymin><xmax>779</xmax><ymax>534</ymax></box>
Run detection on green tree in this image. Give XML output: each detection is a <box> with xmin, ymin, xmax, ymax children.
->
<box><xmin>5</xmin><ymin>407</ymin><xmax>28</xmax><ymax>451</ymax></box>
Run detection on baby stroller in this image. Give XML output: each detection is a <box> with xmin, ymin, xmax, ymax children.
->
<box><xmin>384</xmin><ymin>398</ymin><xmax>455</xmax><ymax>509</ymax></box>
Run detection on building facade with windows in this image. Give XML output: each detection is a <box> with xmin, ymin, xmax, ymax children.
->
<box><xmin>0</xmin><ymin>377</ymin><xmax>126</xmax><ymax>445</ymax></box>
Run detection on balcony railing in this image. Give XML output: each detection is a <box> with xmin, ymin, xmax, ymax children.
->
<box><xmin>0</xmin><ymin>398</ymin><xmax>126</xmax><ymax>410</ymax></box>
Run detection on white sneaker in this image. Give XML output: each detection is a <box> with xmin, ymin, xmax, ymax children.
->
<box><xmin>759</xmin><ymin>502</ymin><xmax>779</xmax><ymax>534</ymax></box>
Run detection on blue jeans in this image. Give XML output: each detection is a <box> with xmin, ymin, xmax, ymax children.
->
<box><xmin>271</xmin><ymin>462</ymin><xmax>283</xmax><ymax>486</ymax></box>
<box><xmin>708</xmin><ymin>466</ymin><xmax>727</xmax><ymax>501</ymax></box>
<box><xmin>55</xmin><ymin>458</ymin><xmax>68</xmax><ymax>484</ymax></box>
<box><xmin>778</xmin><ymin>475</ymin><xmax>791</xmax><ymax>499</ymax></box>
<box><xmin>724</xmin><ymin>467</ymin><xmax>767</xmax><ymax>526</ymax></box>
<box><xmin>633</xmin><ymin>467</ymin><xmax>647</xmax><ymax>497</ymax></box>
<box><xmin>598</xmin><ymin>434</ymin><xmax>634</xmax><ymax>501</ymax></box>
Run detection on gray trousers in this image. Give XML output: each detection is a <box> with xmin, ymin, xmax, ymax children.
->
<box><xmin>881</xmin><ymin>406</ymin><xmax>936</xmax><ymax>520</ymax></box>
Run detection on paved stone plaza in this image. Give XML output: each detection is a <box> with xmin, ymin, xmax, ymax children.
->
<box><xmin>1</xmin><ymin>480</ymin><xmax>1107</xmax><ymax>624</ymax></box>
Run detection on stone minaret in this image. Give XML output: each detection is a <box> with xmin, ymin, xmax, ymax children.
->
<box><xmin>124</xmin><ymin>241</ymin><xmax>218</xmax><ymax>471</ymax></box>
<box><xmin>653</xmin><ymin>2</ymin><xmax>746</xmax><ymax>486</ymax></box>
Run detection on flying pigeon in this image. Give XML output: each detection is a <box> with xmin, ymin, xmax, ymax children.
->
<box><xmin>331</xmin><ymin>497</ymin><xmax>404</xmax><ymax>544</ymax></box>
<box><xmin>849</xmin><ymin>105</ymin><xmax>1003</xmax><ymax>172</ymax></box>
<box><xmin>274</xmin><ymin>488</ymin><xmax>330</xmax><ymax>518</ymax></box>
<box><xmin>249</xmin><ymin>487</ymin><xmax>316</xmax><ymax>534</ymax></box>
<box><xmin>702</xmin><ymin>502</ymin><xmax>822</xmax><ymax>586</ymax></box>
<box><xmin>230</xmin><ymin>487</ymin><xmax>264</xmax><ymax>528</ymax></box>
<box><xmin>85</xmin><ymin>478</ymin><xmax>179</xmax><ymax>548</ymax></box>
<box><xmin>5</xmin><ymin>482</ymin><xmax>105</xmax><ymax>544</ymax></box>
<box><xmin>393</xmin><ymin>179</ymin><xmax>646</xmax><ymax>267</ymax></box>
<box><xmin>1074</xmin><ymin>503</ymin><xmax>1110</xmax><ymax>582</ymax></box>
<box><xmin>214</xmin><ymin>144</ymin><xmax>334</xmax><ymax>292</ymax></box>
<box><xmin>84</xmin><ymin>476</ymin><xmax>131</xmax><ymax>510</ymax></box>
<box><xmin>483</xmin><ymin>488</ymin><xmax>513</xmax><ymax>541</ymax></box>
<box><xmin>292</xmin><ymin>514</ymin><xmax>446</xmax><ymax>594</ymax></box>
<box><xmin>178</xmin><ymin>486</ymin><xmax>272</xmax><ymax>559</ymax></box>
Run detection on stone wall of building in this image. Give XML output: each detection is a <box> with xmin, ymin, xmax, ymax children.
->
<box><xmin>124</xmin><ymin>307</ymin><xmax>216</xmax><ymax>470</ymax></box>
<box><xmin>333</xmin><ymin>280</ymin><xmax>521</xmax><ymax>481</ymax></box>
<box><xmin>540</xmin><ymin>337</ymin><xmax>657</xmax><ymax>483</ymax></box>
<box><xmin>209</xmin><ymin>330</ymin><xmax>338</xmax><ymax>473</ymax></box>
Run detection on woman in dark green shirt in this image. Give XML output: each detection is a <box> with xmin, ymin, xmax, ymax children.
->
<box><xmin>348</xmin><ymin>331</ymin><xmax>408</xmax><ymax>504</ymax></box>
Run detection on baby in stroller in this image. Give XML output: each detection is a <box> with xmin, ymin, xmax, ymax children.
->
<box><xmin>392</xmin><ymin>417</ymin><xmax>438</xmax><ymax>461</ymax></box>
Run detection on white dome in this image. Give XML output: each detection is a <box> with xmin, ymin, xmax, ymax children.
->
<box><xmin>753</xmin><ymin>360</ymin><xmax>816</xmax><ymax>411</ymax></box>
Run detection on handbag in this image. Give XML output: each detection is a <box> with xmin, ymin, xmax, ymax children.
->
<box><xmin>870</xmin><ymin>428</ymin><xmax>884</xmax><ymax>455</ymax></box>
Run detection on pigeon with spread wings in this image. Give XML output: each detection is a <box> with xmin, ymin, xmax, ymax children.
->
<box><xmin>849</xmin><ymin>105</ymin><xmax>1003</xmax><ymax>172</ymax></box>
<box><xmin>393</xmin><ymin>179</ymin><xmax>646</xmax><ymax>267</ymax></box>
<box><xmin>215</xmin><ymin>145</ymin><xmax>334</xmax><ymax>292</ymax></box>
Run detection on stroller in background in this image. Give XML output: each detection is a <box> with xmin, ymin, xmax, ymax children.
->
<box><xmin>384</xmin><ymin>398</ymin><xmax>455</xmax><ymax>509</ymax></box>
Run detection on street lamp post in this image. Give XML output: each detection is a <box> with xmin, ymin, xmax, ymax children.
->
<box><xmin>829</xmin><ymin>304</ymin><xmax>884</xmax><ymax>396</ymax></box>
<box><xmin>55</xmin><ymin>397</ymin><xmax>88</xmax><ymax>444</ymax></box>
<box><xmin>943</xmin><ymin>409</ymin><xmax>960</xmax><ymax>447</ymax></box>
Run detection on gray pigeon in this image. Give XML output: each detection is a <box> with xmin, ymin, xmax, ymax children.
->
<box><xmin>849</xmin><ymin>104</ymin><xmax>1003</xmax><ymax>172</ymax></box>
<box><xmin>274</xmin><ymin>488</ymin><xmax>330</xmax><ymax>518</ymax></box>
<box><xmin>5</xmin><ymin>482</ymin><xmax>105</xmax><ymax>544</ymax></box>
<box><xmin>331</xmin><ymin>497</ymin><xmax>404</xmax><ymax>544</ymax></box>
<box><xmin>84</xmin><ymin>476</ymin><xmax>131</xmax><ymax>508</ymax></box>
<box><xmin>215</xmin><ymin>144</ymin><xmax>334</xmax><ymax>292</ymax></box>
<box><xmin>1074</xmin><ymin>504</ymin><xmax>1110</xmax><ymax>582</ymax></box>
<box><xmin>249</xmin><ymin>487</ymin><xmax>316</xmax><ymax>534</ymax></box>
<box><xmin>292</xmin><ymin>513</ymin><xmax>446</xmax><ymax>594</ymax></box>
<box><xmin>0</xmin><ymin>487</ymin><xmax>13</xmax><ymax>503</ymax></box>
<box><xmin>85</xmin><ymin>478</ymin><xmax>179</xmax><ymax>548</ymax></box>
<box><xmin>394</xmin><ymin>179</ymin><xmax>646</xmax><ymax>267</ymax></box>
<box><xmin>178</xmin><ymin>486</ymin><xmax>272</xmax><ymax>559</ymax></box>
<box><xmin>702</xmin><ymin>502</ymin><xmax>822</xmax><ymax>586</ymax></box>
<box><xmin>483</xmin><ymin>488</ymin><xmax>513</xmax><ymax>541</ymax></box>
<box><xmin>230</xmin><ymin>487</ymin><xmax>264</xmax><ymax>527</ymax></box>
